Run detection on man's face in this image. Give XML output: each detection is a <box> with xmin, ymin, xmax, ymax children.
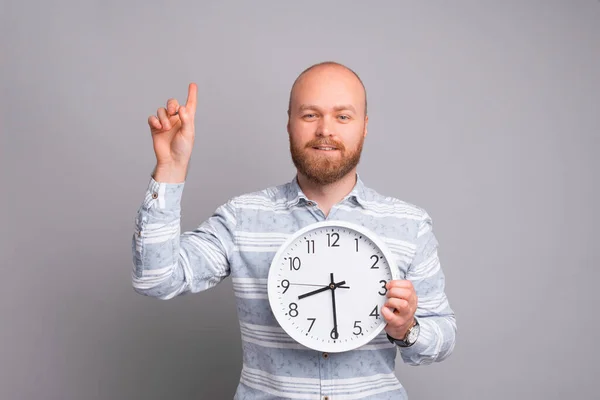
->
<box><xmin>287</xmin><ymin>66</ymin><xmax>368</xmax><ymax>186</ymax></box>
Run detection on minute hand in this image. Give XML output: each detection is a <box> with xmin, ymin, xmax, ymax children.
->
<box><xmin>298</xmin><ymin>281</ymin><xmax>348</xmax><ymax>300</ymax></box>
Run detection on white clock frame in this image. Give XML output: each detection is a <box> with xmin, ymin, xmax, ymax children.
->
<box><xmin>267</xmin><ymin>220</ymin><xmax>401</xmax><ymax>353</ymax></box>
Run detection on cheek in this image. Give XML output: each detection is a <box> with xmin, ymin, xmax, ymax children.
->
<box><xmin>289</xmin><ymin>126</ymin><xmax>314</xmax><ymax>145</ymax></box>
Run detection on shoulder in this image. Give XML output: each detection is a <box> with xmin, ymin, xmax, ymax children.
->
<box><xmin>361</xmin><ymin>185</ymin><xmax>431</xmax><ymax>223</ymax></box>
<box><xmin>228</xmin><ymin>181</ymin><xmax>290</xmax><ymax>208</ymax></box>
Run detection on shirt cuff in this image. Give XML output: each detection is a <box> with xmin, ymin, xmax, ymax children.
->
<box><xmin>398</xmin><ymin>317</ymin><xmax>433</xmax><ymax>357</ymax></box>
<box><xmin>143</xmin><ymin>175</ymin><xmax>185</xmax><ymax>210</ymax></box>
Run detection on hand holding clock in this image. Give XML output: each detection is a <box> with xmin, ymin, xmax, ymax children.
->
<box><xmin>382</xmin><ymin>279</ymin><xmax>418</xmax><ymax>340</ymax></box>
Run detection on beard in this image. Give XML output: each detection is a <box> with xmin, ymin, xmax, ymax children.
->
<box><xmin>289</xmin><ymin>134</ymin><xmax>364</xmax><ymax>185</ymax></box>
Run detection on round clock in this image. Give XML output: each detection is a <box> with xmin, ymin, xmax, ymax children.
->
<box><xmin>267</xmin><ymin>220</ymin><xmax>401</xmax><ymax>353</ymax></box>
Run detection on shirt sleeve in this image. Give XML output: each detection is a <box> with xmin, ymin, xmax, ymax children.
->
<box><xmin>398</xmin><ymin>210</ymin><xmax>457</xmax><ymax>365</ymax></box>
<box><xmin>131</xmin><ymin>176</ymin><xmax>237</xmax><ymax>300</ymax></box>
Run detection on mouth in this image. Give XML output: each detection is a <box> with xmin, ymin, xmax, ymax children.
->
<box><xmin>311</xmin><ymin>146</ymin><xmax>339</xmax><ymax>151</ymax></box>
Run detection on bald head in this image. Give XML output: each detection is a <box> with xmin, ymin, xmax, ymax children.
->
<box><xmin>287</xmin><ymin>61</ymin><xmax>368</xmax><ymax>117</ymax></box>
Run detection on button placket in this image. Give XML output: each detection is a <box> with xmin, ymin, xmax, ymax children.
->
<box><xmin>319</xmin><ymin>351</ymin><xmax>331</xmax><ymax>399</ymax></box>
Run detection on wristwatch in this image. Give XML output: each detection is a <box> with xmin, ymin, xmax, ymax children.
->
<box><xmin>387</xmin><ymin>318</ymin><xmax>420</xmax><ymax>347</ymax></box>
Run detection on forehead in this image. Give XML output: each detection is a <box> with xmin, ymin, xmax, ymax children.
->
<box><xmin>291</xmin><ymin>66</ymin><xmax>365</xmax><ymax>113</ymax></box>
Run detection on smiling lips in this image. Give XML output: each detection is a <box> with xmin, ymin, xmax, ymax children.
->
<box><xmin>313</xmin><ymin>146</ymin><xmax>338</xmax><ymax>151</ymax></box>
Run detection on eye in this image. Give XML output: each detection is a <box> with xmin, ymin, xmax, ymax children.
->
<box><xmin>338</xmin><ymin>115</ymin><xmax>351</xmax><ymax>121</ymax></box>
<box><xmin>303</xmin><ymin>113</ymin><xmax>317</xmax><ymax>119</ymax></box>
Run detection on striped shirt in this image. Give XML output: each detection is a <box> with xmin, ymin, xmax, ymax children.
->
<box><xmin>131</xmin><ymin>173</ymin><xmax>457</xmax><ymax>399</ymax></box>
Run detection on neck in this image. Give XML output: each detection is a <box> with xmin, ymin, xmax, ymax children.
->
<box><xmin>296</xmin><ymin>170</ymin><xmax>358</xmax><ymax>216</ymax></box>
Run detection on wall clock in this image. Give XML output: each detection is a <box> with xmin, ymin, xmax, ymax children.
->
<box><xmin>267</xmin><ymin>221</ymin><xmax>401</xmax><ymax>352</ymax></box>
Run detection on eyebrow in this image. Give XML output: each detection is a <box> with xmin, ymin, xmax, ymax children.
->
<box><xmin>298</xmin><ymin>104</ymin><xmax>357</xmax><ymax>113</ymax></box>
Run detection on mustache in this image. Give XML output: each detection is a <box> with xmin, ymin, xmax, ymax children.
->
<box><xmin>305</xmin><ymin>138</ymin><xmax>345</xmax><ymax>151</ymax></box>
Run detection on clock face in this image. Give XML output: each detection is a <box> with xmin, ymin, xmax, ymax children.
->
<box><xmin>267</xmin><ymin>221</ymin><xmax>401</xmax><ymax>353</ymax></box>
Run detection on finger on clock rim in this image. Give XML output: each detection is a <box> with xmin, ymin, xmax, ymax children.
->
<box><xmin>386</xmin><ymin>279</ymin><xmax>414</xmax><ymax>290</ymax></box>
<box><xmin>381</xmin><ymin>305</ymin><xmax>403</xmax><ymax>322</ymax></box>
<box><xmin>386</xmin><ymin>287</ymin><xmax>413</xmax><ymax>299</ymax></box>
<box><xmin>385</xmin><ymin>297</ymin><xmax>409</xmax><ymax>311</ymax></box>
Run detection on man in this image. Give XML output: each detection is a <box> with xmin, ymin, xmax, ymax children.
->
<box><xmin>132</xmin><ymin>62</ymin><xmax>456</xmax><ymax>399</ymax></box>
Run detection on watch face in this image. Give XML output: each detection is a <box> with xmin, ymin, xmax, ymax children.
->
<box><xmin>406</xmin><ymin>324</ymin><xmax>419</xmax><ymax>344</ymax></box>
<box><xmin>267</xmin><ymin>221</ymin><xmax>400</xmax><ymax>353</ymax></box>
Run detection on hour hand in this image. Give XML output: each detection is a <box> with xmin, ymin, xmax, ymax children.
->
<box><xmin>298</xmin><ymin>285</ymin><xmax>329</xmax><ymax>300</ymax></box>
<box><xmin>298</xmin><ymin>281</ymin><xmax>348</xmax><ymax>300</ymax></box>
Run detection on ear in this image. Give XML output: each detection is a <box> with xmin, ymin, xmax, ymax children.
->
<box><xmin>363</xmin><ymin>115</ymin><xmax>369</xmax><ymax>138</ymax></box>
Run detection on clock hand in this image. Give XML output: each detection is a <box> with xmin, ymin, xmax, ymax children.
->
<box><xmin>330</xmin><ymin>272</ymin><xmax>339</xmax><ymax>339</ymax></box>
<box><xmin>298</xmin><ymin>280</ymin><xmax>348</xmax><ymax>300</ymax></box>
<box><xmin>291</xmin><ymin>282</ymin><xmax>349</xmax><ymax>288</ymax></box>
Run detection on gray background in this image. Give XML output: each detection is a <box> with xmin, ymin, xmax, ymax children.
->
<box><xmin>1</xmin><ymin>1</ymin><xmax>599</xmax><ymax>399</ymax></box>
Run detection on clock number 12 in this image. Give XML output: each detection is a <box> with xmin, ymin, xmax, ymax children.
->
<box><xmin>327</xmin><ymin>233</ymin><xmax>340</xmax><ymax>247</ymax></box>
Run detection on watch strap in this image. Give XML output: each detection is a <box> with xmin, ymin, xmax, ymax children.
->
<box><xmin>386</xmin><ymin>318</ymin><xmax>420</xmax><ymax>347</ymax></box>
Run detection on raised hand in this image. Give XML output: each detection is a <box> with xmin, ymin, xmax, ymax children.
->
<box><xmin>148</xmin><ymin>82</ymin><xmax>197</xmax><ymax>182</ymax></box>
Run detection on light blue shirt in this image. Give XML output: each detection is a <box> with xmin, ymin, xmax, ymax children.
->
<box><xmin>132</xmin><ymin>173</ymin><xmax>456</xmax><ymax>399</ymax></box>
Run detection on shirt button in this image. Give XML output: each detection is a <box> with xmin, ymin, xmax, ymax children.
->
<box><xmin>324</xmin><ymin>396</ymin><xmax>329</xmax><ymax>400</ymax></box>
<box><xmin>322</xmin><ymin>352</ymin><xmax>329</xmax><ymax>359</ymax></box>
<box><xmin>151</xmin><ymin>192</ymin><xmax>158</xmax><ymax>199</ymax></box>
<box><xmin>307</xmin><ymin>201</ymin><xmax>315</xmax><ymax>206</ymax></box>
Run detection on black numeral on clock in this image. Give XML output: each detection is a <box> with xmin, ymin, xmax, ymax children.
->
<box><xmin>353</xmin><ymin>321</ymin><xmax>363</xmax><ymax>335</ymax></box>
<box><xmin>369</xmin><ymin>305</ymin><xmax>380</xmax><ymax>319</ymax></box>
<box><xmin>327</xmin><ymin>233</ymin><xmax>340</xmax><ymax>247</ymax></box>
<box><xmin>355</xmin><ymin>238</ymin><xmax>359</xmax><ymax>252</ymax></box>
<box><xmin>288</xmin><ymin>257</ymin><xmax>301</xmax><ymax>270</ymax></box>
<box><xmin>330</xmin><ymin>327</ymin><xmax>339</xmax><ymax>339</ymax></box>
<box><xmin>288</xmin><ymin>303</ymin><xmax>299</xmax><ymax>317</ymax></box>
<box><xmin>378</xmin><ymin>280</ymin><xmax>387</xmax><ymax>296</ymax></box>
<box><xmin>307</xmin><ymin>318</ymin><xmax>316</xmax><ymax>332</ymax></box>
<box><xmin>306</xmin><ymin>240</ymin><xmax>314</xmax><ymax>254</ymax></box>
<box><xmin>281</xmin><ymin>279</ymin><xmax>290</xmax><ymax>294</ymax></box>
<box><xmin>370</xmin><ymin>255</ymin><xmax>379</xmax><ymax>269</ymax></box>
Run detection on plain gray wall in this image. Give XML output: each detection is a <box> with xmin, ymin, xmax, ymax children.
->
<box><xmin>2</xmin><ymin>1</ymin><xmax>599</xmax><ymax>399</ymax></box>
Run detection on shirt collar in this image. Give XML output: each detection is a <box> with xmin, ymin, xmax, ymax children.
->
<box><xmin>285</xmin><ymin>173</ymin><xmax>368</xmax><ymax>209</ymax></box>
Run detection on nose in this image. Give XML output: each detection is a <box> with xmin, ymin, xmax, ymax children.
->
<box><xmin>316</xmin><ymin>115</ymin><xmax>334</xmax><ymax>137</ymax></box>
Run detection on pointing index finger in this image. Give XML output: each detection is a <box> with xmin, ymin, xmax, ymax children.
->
<box><xmin>185</xmin><ymin>82</ymin><xmax>197</xmax><ymax>115</ymax></box>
